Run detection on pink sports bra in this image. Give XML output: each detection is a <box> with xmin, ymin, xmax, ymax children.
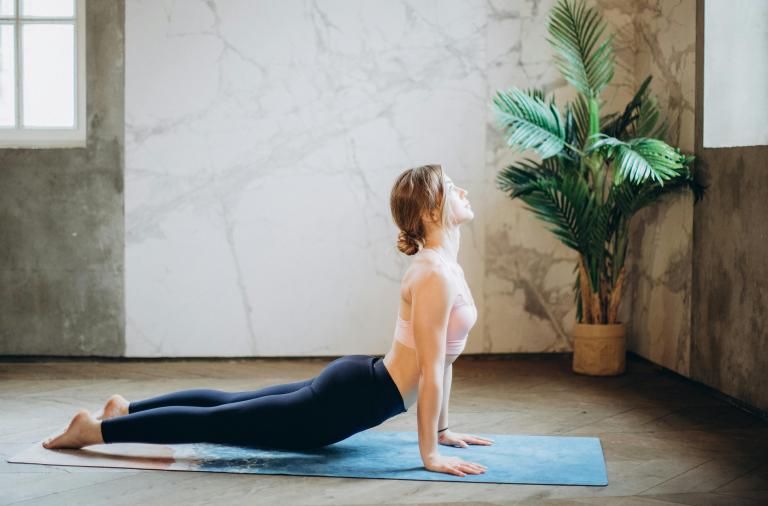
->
<box><xmin>393</xmin><ymin>248</ymin><xmax>477</xmax><ymax>355</ymax></box>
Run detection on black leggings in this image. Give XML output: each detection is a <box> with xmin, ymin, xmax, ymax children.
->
<box><xmin>100</xmin><ymin>355</ymin><xmax>407</xmax><ymax>450</ymax></box>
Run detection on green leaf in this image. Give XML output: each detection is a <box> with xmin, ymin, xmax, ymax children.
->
<box><xmin>514</xmin><ymin>172</ymin><xmax>598</xmax><ymax>255</ymax></box>
<box><xmin>546</xmin><ymin>0</ymin><xmax>615</xmax><ymax>98</ymax></box>
<box><xmin>588</xmin><ymin>134</ymin><xmax>686</xmax><ymax>185</ymax></box>
<box><xmin>492</xmin><ymin>88</ymin><xmax>566</xmax><ymax>159</ymax></box>
<box><xmin>569</xmin><ymin>93</ymin><xmax>590</xmax><ymax>148</ymax></box>
<box><xmin>603</xmin><ymin>75</ymin><xmax>653</xmax><ymax>139</ymax></box>
<box><xmin>496</xmin><ymin>159</ymin><xmax>548</xmax><ymax>198</ymax></box>
<box><xmin>636</xmin><ymin>93</ymin><xmax>669</xmax><ymax>139</ymax></box>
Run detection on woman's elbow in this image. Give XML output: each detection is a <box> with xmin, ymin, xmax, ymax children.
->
<box><xmin>419</xmin><ymin>367</ymin><xmax>443</xmax><ymax>386</ymax></box>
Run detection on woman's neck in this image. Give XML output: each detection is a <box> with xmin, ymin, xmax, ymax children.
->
<box><xmin>422</xmin><ymin>232</ymin><xmax>460</xmax><ymax>262</ymax></box>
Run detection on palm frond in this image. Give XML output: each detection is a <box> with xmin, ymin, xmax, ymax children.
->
<box><xmin>496</xmin><ymin>158</ymin><xmax>555</xmax><ymax>198</ymax></box>
<box><xmin>517</xmin><ymin>172</ymin><xmax>597</xmax><ymax>254</ymax></box>
<box><xmin>681</xmin><ymin>154</ymin><xmax>707</xmax><ymax>203</ymax></box>
<box><xmin>635</xmin><ymin>92</ymin><xmax>668</xmax><ymax>139</ymax></box>
<box><xmin>588</xmin><ymin>202</ymin><xmax>611</xmax><ymax>259</ymax></box>
<box><xmin>546</xmin><ymin>0</ymin><xmax>615</xmax><ymax>97</ymax></box>
<box><xmin>603</xmin><ymin>75</ymin><xmax>653</xmax><ymax>139</ymax></box>
<box><xmin>524</xmin><ymin>87</ymin><xmax>547</xmax><ymax>102</ymax></box>
<box><xmin>492</xmin><ymin>88</ymin><xmax>566</xmax><ymax>159</ymax></box>
<box><xmin>588</xmin><ymin>134</ymin><xmax>686</xmax><ymax>185</ymax></box>
<box><xmin>568</xmin><ymin>93</ymin><xmax>590</xmax><ymax>148</ymax></box>
<box><xmin>611</xmin><ymin>163</ymin><xmax>705</xmax><ymax>219</ymax></box>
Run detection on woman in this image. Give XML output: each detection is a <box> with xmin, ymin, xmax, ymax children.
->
<box><xmin>42</xmin><ymin>164</ymin><xmax>492</xmax><ymax>478</ymax></box>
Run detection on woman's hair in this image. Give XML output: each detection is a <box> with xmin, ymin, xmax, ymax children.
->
<box><xmin>390</xmin><ymin>164</ymin><xmax>453</xmax><ymax>256</ymax></box>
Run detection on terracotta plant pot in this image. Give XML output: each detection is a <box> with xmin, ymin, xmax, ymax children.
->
<box><xmin>571</xmin><ymin>322</ymin><xmax>626</xmax><ymax>376</ymax></box>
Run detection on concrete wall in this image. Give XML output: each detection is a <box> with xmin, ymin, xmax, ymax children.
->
<box><xmin>0</xmin><ymin>1</ymin><xmax>125</xmax><ymax>356</ymax></box>
<box><xmin>690</xmin><ymin>2</ymin><xmax>768</xmax><ymax>413</ymax></box>
<box><xmin>690</xmin><ymin>146</ymin><xmax>768</xmax><ymax>413</ymax></box>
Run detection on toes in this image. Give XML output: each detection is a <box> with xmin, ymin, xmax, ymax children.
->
<box><xmin>43</xmin><ymin>434</ymin><xmax>61</xmax><ymax>448</ymax></box>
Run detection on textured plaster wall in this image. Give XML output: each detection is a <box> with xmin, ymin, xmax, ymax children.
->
<box><xmin>690</xmin><ymin>146</ymin><xmax>768</xmax><ymax>413</ymax></box>
<box><xmin>0</xmin><ymin>1</ymin><xmax>125</xmax><ymax>356</ymax></box>
<box><xmin>690</xmin><ymin>0</ymin><xmax>768</xmax><ymax>413</ymax></box>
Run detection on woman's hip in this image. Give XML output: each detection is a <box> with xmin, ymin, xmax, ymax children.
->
<box><xmin>310</xmin><ymin>354</ymin><xmax>406</xmax><ymax>443</ymax></box>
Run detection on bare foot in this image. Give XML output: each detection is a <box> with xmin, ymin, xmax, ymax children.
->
<box><xmin>95</xmin><ymin>394</ymin><xmax>130</xmax><ymax>421</ymax></box>
<box><xmin>42</xmin><ymin>409</ymin><xmax>104</xmax><ymax>449</ymax></box>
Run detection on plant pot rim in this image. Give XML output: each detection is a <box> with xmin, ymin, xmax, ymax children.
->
<box><xmin>574</xmin><ymin>321</ymin><xmax>626</xmax><ymax>327</ymax></box>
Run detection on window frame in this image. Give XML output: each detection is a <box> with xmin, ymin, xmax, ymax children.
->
<box><xmin>0</xmin><ymin>0</ymin><xmax>86</xmax><ymax>149</ymax></box>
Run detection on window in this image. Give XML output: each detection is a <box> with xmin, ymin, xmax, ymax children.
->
<box><xmin>0</xmin><ymin>0</ymin><xmax>85</xmax><ymax>148</ymax></box>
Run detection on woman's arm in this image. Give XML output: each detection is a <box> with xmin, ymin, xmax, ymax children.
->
<box><xmin>411</xmin><ymin>269</ymin><xmax>453</xmax><ymax>464</ymax></box>
<box><xmin>438</xmin><ymin>363</ymin><xmax>452</xmax><ymax>431</ymax></box>
<box><xmin>411</xmin><ymin>269</ymin><xmax>487</xmax><ymax>477</ymax></box>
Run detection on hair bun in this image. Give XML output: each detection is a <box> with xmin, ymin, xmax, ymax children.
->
<box><xmin>397</xmin><ymin>230</ymin><xmax>421</xmax><ymax>256</ymax></box>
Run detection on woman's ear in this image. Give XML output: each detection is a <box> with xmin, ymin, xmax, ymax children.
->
<box><xmin>421</xmin><ymin>209</ymin><xmax>438</xmax><ymax>226</ymax></box>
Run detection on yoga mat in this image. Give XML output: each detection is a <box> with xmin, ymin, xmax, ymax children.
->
<box><xmin>8</xmin><ymin>431</ymin><xmax>608</xmax><ymax>485</ymax></box>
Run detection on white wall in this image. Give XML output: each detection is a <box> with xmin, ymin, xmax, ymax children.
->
<box><xmin>703</xmin><ymin>0</ymin><xmax>768</xmax><ymax>148</ymax></box>
<box><xmin>125</xmin><ymin>0</ymin><xmax>487</xmax><ymax>356</ymax></box>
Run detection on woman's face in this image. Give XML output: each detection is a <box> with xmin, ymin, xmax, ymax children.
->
<box><xmin>444</xmin><ymin>174</ymin><xmax>474</xmax><ymax>225</ymax></box>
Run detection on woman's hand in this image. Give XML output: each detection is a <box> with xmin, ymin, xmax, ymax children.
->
<box><xmin>423</xmin><ymin>453</ymin><xmax>487</xmax><ymax>477</ymax></box>
<box><xmin>438</xmin><ymin>429</ymin><xmax>495</xmax><ymax>448</ymax></box>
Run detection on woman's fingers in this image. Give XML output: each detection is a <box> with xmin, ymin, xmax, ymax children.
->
<box><xmin>449</xmin><ymin>463</ymin><xmax>487</xmax><ymax>477</ymax></box>
<box><xmin>467</xmin><ymin>435</ymin><xmax>494</xmax><ymax>445</ymax></box>
<box><xmin>459</xmin><ymin>462</ymin><xmax>486</xmax><ymax>473</ymax></box>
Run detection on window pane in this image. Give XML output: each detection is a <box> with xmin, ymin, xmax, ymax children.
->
<box><xmin>22</xmin><ymin>23</ymin><xmax>74</xmax><ymax>127</ymax></box>
<box><xmin>0</xmin><ymin>24</ymin><xmax>14</xmax><ymax>126</ymax></box>
<box><xmin>0</xmin><ymin>0</ymin><xmax>14</xmax><ymax>16</ymax></box>
<box><xmin>22</xmin><ymin>0</ymin><xmax>74</xmax><ymax>17</ymax></box>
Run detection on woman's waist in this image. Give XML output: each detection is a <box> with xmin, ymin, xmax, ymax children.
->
<box><xmin>384</xmin><ymin>345</ymin><xmax>461</xmax><ymax>410</ymax></box>
<box><xmin>373</xmin><ymin>356</ymin><xmax>407</xmax><ymax>414</ymax></box>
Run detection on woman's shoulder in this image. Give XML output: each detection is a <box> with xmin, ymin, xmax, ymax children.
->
<box><xmin>401</xmin><ymin>254</ymin><xmax>455</xmax><ymax>301</ymax></box>
<box><xmin>406</xmin><ymin>250</ymin><xmax>452</xmax><ymax>280</ymax></box>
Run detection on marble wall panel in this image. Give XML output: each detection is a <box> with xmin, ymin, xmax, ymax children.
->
<box><xmin>619</xmin><ymin>0</ymin><xmax>696</xmax><ymax>375</ymax></box>
<box><xmin>483</xmin><ymin>0</ymin><xmax>635</xmax><ymax>353</ymax></box>
<box><xmin>125</xmin><ymin>0</ymin><xmax>488</xmax><ymax>356</ymax></box>
<box><xmin>125</xmin><ymin>0</ymin><xmax>695</xmax><ymax>360</ymax></box>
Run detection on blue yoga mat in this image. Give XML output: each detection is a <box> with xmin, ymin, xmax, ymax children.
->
<box><xmin>11</xmin><ymin>431</ymin><xmax>608</xmax><ymax>485</ymax></box>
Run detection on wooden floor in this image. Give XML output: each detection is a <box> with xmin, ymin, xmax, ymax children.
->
<box><xmin>2</xmin><ymin>354</ymin><xmax>767</xmax><ymax>506</ymax></box>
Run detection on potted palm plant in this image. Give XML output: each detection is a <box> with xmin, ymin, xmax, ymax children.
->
<box><xmin>491</xmin><ymin>0</ymin><xmax>706</xmax><ymax>376</ymax></box>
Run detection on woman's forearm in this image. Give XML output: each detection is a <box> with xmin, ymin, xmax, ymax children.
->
<box><xmin>417</xmin><ymin>371</ymin><xmax>443</xmax><ymax>462</ymax></box>
<box><xmin>438</xmin><ymin>363</ymin><xmax>452</xmax><ymax>429</ymax></box>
